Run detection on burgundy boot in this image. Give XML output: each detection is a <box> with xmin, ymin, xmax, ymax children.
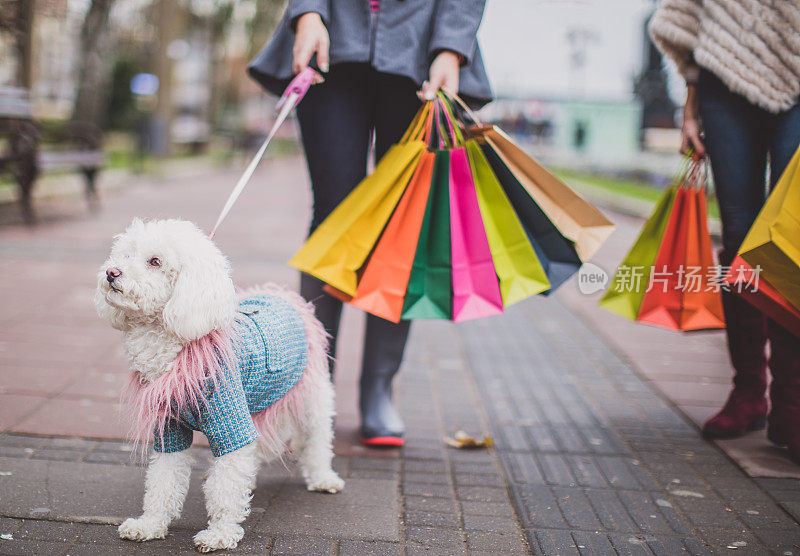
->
<box><xmin>702</xmin><ymin>250</ymin><xmax>769</xmax><ymax>439</ymax></box>
<box><xmin>766</xmin><ymin>320</ymin><xmax>800</xmax><ymax>464</ymax></box>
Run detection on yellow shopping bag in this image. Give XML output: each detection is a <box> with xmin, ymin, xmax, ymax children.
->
<box><xmin>739</xmin><ymin>145</ymin><xmax>800</xmax><ymax>310</ymax></box>
<box><xmin>467</xmin><ymin>140</ymin><xmax>550</xmax><ymax>305</ymax></box>
<box><xmin>289</xmin><ymin>104</ymin><xmax>430</xmax><ymax>296</ymax></box>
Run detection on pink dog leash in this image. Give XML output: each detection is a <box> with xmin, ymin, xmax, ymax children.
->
<box><xmin>209</xmin><ymin>68</ymin><xmax>316</xmax><ymax>239</ymax></box>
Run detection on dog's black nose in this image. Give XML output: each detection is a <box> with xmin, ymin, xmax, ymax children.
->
<box><xmin>106</xmin><ymin>267</ymin><xmax>122</xmax><ymax>283</ymax></box>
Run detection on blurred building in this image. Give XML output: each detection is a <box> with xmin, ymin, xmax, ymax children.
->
<box><xmin>478</xmin><ymin>0</ymin><xmax>678</xmax><ymax>168</ymax></box>
<box><xmin>480</xmin><ymin>96</ymin><xmax>642</xmax><ymax>164</ymax></box>
<box><xmin>0</xmin><ymin>0</ymin><xmax>83</xmax><ymax>119</ymax></box>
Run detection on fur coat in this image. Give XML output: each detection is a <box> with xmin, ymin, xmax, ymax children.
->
<box><xmin>649</xmin><ymin>0</ymin><xmax>800</xmax><ymax>113</ymax></box>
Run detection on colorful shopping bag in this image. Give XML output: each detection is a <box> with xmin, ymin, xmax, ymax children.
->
<box><xmin>350</xmin><ymin>152</ymin><xmax>436</xmax><ymax>322</ymax></box>
<box><xmin>599</xmin><ymin>186</ymin><xmax>677</xmax><ymax>320</ymax></box>
<box><xmin>636</xmin><ymin>187</ymin><xmax>690</xmax><ymax>329</ymax></box>
<box><xmin>480</xmin><ymin>140</ymin><xmax>582</xmax><ymax>293</ymax></box>
<box><xmin>724</xmin><ymin>256</ymin><xmax>800</xmax><ymax>339</ymax></box>
<box><xmin>402</xmin><ymin>150</ymin><xmax>452</xmax><ymax>319</ymax></box>
<box><xmin>290</xmin><ymin>92</ymin><xmax>613</xmax><ymax>322</ymax></box>
<box><xmin>289</xmin><ymin>104</ymin><xmax>430</xmax><ymax>296</ymax></box>
<box><xmin>467</xmin><ymin>140</ymin><xmax>550</xmax><ymax>305</ymax></box>
<box><xmin>449</xmin><ymin>146</ymin><xmax>504</xmax><ymax>321</ymax></box>
<box><xmin>739</xmin><ymin>144</ymin><xmax>800</xmax><ymax>311</ymax></box>
<box><xmin>680</xmin><ymin>186</ymin><xmax>725</xmax><ymax>330</ymax></box>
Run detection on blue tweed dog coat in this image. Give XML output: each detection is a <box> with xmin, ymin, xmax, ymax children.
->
<box><xmin>154</xmin><ymin>294</ymin><xmax>308</xmax><ymax>456</ymax></box>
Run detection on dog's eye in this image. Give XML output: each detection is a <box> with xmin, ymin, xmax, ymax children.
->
<box><xmin>148</xmin><ymin>257</ymin><xmax>161</xmax><ymax>268</ymax></box>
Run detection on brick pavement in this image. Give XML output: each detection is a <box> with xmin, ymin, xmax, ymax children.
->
<box><xmin>559</xmin><ymin>209</ymin><xmax>800</xmax><ymax>481</ymax></box>
<box><xmin>0</xmin><ymin>156</ymin><xmax>798</xmax><ymax>554</ymax></box>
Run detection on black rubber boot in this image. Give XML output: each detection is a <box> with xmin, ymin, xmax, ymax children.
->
<box><xmin>300</xmin><ymin>273</ymin><xmax>343</xmax><ymax>378</ymax></box>
<box><xmin>359</xmin><ymin>315</ymin><xmax>411</xmax><ymax>446</ymax></box>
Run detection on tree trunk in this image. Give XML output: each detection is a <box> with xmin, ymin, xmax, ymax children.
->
<box><xmin>0</xmin><ymin>0</ymin><xmax>34</xmax><ymax>89</ymax></box>
<box><xmin>249</xmin><ymin>0</ymin><xmax>286</xmax><ymax>59</ymax></box>
<box><xmin>72</xmin><ymin>0</ymin><xmax>116</xmax><ymax>125</ymax></box>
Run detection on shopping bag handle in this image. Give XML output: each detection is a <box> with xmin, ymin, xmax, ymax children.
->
<box><xmin>676</xmin><ymin>153</ymin><xmax>708</xmax><ymax>193</ymax></box>
<box><xmin>422</xmin><ymin>94</ymin><xmax>465</xmax><ymax>150</ymax></box>
<box><xmin>436</xmin><ymin>93</ymin><xmax>465</xmax><ymax>147</ymax></box>
<box><xmin>401</xmin><ymin>102</ymin><xmax>433</xmax><ymax>144</ymax></box>
<box><xmin>438</xmin><ymin>89</ymin><xmax>483</xmax><ymax>127</ymax></box>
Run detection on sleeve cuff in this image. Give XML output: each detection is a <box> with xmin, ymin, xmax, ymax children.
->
<box><xmin>429</xmin><ymin>36</ymin><xmax>477</xmax><ymax>65</ymax></box>
<box><xmin>210</xmin><ymin>435</ymin><xmax>258</xmax><ymax>458</ymax></box>
<box><xmin>288</xmin><ymin>0</ymin><xmax>329</xmax><ymax>30</ymax></box>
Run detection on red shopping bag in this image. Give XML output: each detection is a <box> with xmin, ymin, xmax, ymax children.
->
<box><xmin>637</xmin><ymin>187</ymin><xmax>689</xmax><ymax>329</ymax></box>
<box><xmin>724</xmin><ymin>256</ymin><xmax>800</xmax><ymax>339</ymax></box>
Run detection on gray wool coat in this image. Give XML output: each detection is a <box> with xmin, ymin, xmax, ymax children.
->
<box><xmin>248</xmin><ymin>0</ymin><xmax>493</xmax><ymax>106</ymax></box>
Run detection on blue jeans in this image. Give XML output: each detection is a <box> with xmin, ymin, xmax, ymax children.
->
<box><xmin>698</xmin><ymin>69</ymin><xmax>800</xmax><ymax>255</ymax></box>
<box><xmin>698</xmin><ymin>69</ymin><xmax>800</xmax><ymax>420</ymax></box>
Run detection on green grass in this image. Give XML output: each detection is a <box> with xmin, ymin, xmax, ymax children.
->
<box><xmin>553</xmin><ymin>167</ymin><xmax>720</xmax><ymax>219</ymax></box>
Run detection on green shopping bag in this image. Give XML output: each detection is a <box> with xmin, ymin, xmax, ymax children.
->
<box><xmin>467</xmin><ymin>140</ymin><xmax>550</xmax><ymax>305</ymax></box>
<box><xmin>402</xmin><ymin>150</ymin><xmax>452</xmax><ymax>319</ymax></box>
<box><xmin>599</xmin><ymin>186</ymin><xmax>677</xmax><ymax>319</ymax></box>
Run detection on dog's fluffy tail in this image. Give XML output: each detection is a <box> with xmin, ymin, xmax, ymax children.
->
<box><xmin>242</xmin><ymin>284</ymin><xmax>331</xmax><ymax>459</ymax></box>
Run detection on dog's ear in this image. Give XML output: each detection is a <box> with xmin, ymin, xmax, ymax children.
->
<box><xmin>94</xmin><ymin>273</ymin><xmax>130</xmax><ymax>331</ymax></box>
<box><xmin>162</xmin><ymin>238</ymin><xmax>236</xmax><ymax>342</ymax></box>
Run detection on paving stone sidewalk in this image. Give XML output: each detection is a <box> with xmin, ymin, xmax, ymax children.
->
<box><xmin>0</xmin><ymin>156</ymin><xmax>798</xmax><ymax>554</ymax></box>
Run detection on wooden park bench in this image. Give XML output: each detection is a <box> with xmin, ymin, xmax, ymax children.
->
<box><xmin>0</xmin><ymin>87</ymin><xmax>105</xmax><ymax>223</ymax></box>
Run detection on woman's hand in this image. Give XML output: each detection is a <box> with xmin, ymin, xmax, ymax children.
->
<box><xmin>418</xmin><ymin>50</ymin><xmax>461</xmax><ymax>101</ymax></box>
<box><xmin>681</xmin><ymin>84</ymin><xmax>705</xmax><ymax>157</ymax></box>
<box><xmin>293</xmin><ymin>12</ymin><xmax>329</xmax><ymax>82</ymax></box>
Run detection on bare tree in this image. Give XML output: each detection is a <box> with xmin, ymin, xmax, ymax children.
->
<box><xmin>72</xmin><ymin>0</ymin><xmax>117</xmax><ymax>125</ymax></box>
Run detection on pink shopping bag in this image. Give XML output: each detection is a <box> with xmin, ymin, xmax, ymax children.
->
<box><xmin>449</xmin><ymin>147</ymin><xmax>504</xmax><ymax>322</ymax></box>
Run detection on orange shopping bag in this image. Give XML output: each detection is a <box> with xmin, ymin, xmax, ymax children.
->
<box><xmin>350</xmin><ymin>152</ymin><xmax>436</xmax><ymax>322</ymax></box>
<box><xmin>680</xmin><ymin>186</ymin><xmax>725</xmax><ymax>330</ymax></box>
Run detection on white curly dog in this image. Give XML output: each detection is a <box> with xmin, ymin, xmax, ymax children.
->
<box><xmin>95</xmin><ymin>218</ymin><xmax>343</xmax><ymax>552</ymax></box>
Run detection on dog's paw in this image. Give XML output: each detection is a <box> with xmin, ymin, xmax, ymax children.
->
<box><xmin>306</xmin><ymin>472</ymin><xmax>344</xmax><ymax>493</ymax></box>
<box><xmin>193</xmin><ymin>524</ymin><xmax>244</xmax><ymax>553</ymax></box>
<box><xmin>118</xmin><ymin>516</ymin><xmax>167</xmax><ymax>541</ymax></box>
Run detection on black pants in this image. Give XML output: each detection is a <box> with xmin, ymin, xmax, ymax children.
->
<box><xmin>295</xmin><ymin>63</ymin><xmax>422</xmax><ymax>376</ymax></box>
